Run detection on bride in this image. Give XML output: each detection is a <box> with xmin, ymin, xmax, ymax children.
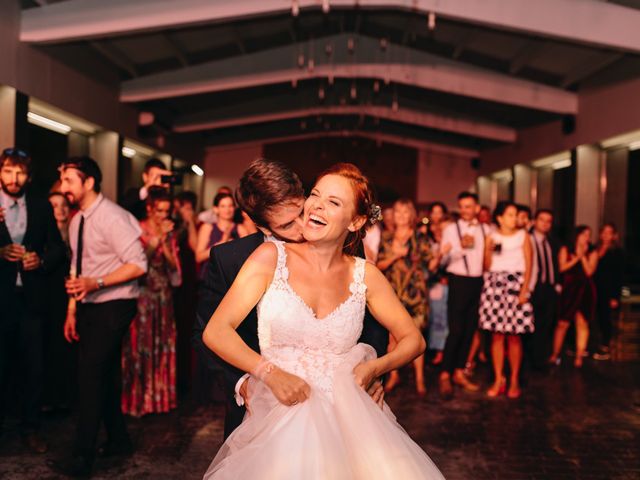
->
<box><xmin>202</xmin><ymin>163</ymin><xmax>444</xmax><ymax>479</ymax></box>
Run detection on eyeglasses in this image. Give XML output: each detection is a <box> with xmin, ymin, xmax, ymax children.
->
<box><xmin>2</xmin><ymin>148</ymin><xmax>29</xmax><ymax>158</ymax></box>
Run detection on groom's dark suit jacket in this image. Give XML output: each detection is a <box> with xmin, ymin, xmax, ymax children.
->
<box><xmin>192</xmin><ymin>232</ymin><xmax>388</xmax><ymax>438</ymax></box>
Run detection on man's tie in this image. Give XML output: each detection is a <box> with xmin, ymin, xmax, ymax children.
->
<box><xmin>76</xmin><ymin>215</ymin><xmax>84</xmax><ymax>276</ymax></box>
<box><xmin>544</xmin><ymin>239</ymin><xmax>554</xmax><ymax>285</ymax></box>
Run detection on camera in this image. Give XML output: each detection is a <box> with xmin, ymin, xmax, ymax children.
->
<box><xmin>161</xmin><ymin>174</ymin><xmax>184</xmax><ymax>186</ymax></box>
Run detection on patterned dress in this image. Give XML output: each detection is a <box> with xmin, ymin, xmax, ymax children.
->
<box><xmin>122</xmin><ymin>222</ymin><xmax>180</xmax><ymax>416</ymax></box>
<box><xmin>378</xmin><ymin>231</ymin><xmax>432</xmax><ymax>328</ymax></box>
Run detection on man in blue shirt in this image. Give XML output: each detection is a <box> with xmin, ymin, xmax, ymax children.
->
<box><xmin>0</xmin><ymin>148</ymin><xmax>65</xmax><ymax>454</ymax></box>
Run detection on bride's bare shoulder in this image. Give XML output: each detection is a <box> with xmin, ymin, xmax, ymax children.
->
<box><xmin>244</xmin><ymin>242</ymin><xmax>279</xmax><ymax>273</ymax></box>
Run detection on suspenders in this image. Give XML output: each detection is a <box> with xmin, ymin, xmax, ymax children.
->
<box><xmin>455</xmin><ymin>220</ymin><xmax>486</xmax><ymax>276</ymax></box>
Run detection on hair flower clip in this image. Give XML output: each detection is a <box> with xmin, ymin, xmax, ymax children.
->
<box><xmin>369</xmin><ymin>204</ymin><xmax>383</xmax><ymax>225</ymax></box>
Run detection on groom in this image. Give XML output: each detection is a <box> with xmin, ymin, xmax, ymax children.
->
<box><xmin>193</xmin><ymin>158</ymin><xmax>388</xmax><ymax>438</ymax></box>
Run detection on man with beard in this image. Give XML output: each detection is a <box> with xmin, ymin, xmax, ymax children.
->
<box><xmin>49</xmin><ymin>156</ymin><xmax>147</xmax><ymax>477</ymax></box>
<box><xmin>0</xmin><ymin>148</ymin><xmax>65</xmax><ymax>453</ymax></box>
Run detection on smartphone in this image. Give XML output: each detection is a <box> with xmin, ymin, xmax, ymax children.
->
<box><xmin>161</xmin><ymin>174</ymin><xmax>184</xmax><ymax>186</ymax></box>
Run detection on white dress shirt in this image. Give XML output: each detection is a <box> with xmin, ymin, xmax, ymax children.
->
<box><xmin>441</xmin><ymin>219</ymin><xmax>487</xmax><ymax>277</ymax></box>
<box><xmin>69</xmin><ymin>194</ymin><xmax>148</xmax><ymax>303</ymax></box>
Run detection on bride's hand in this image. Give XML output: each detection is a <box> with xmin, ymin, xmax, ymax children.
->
<box><xmin>263</xmin><ymin>368</ymin><xmax>311</xmax><ymax>407</ymax></box>
<box><xmin>353</xmin><ymin>360</ymin><xmax>380</xmax><ymax>395</ymax></box>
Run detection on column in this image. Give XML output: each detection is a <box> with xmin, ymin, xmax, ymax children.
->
<box><xmin>575</xmin><ymin>144</ymin><xmax>604</xmax><ymax>242</ymax></box>
<box><xmin>513</xmin><ymin>164</ymin><xmax>534</xmax><ymax>207</ymax></box>
<box><xmin>89</xmin><ymin>131</ymin><xmax>119</xmax><ymax>202</ymax></box>
<box><xmin>0</xmin><ymin>85</ymin><xmax>16</xmax><ymax>149</ymax></box>
<box><xmin>603</xmin><ymin>148</ymin><xmax>629</xmax><ymax>242</ymax></box>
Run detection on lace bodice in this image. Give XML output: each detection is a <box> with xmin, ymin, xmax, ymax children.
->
<box><xmin>256</xmin><ymin>241</ymin><xmax>367</xmax><ymax>398</ymax></box>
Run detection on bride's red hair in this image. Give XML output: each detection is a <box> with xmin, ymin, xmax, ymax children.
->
<box><xmin>316</xmin><ymin>163</ymin><xmax>376</xmax><ymax>256</ymax></box>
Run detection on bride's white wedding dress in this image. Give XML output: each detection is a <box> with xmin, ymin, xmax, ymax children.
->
<box><xmin>204</xmin><ymin>241</ymin><xmax>445</xmax><ymax>479</ymax></box>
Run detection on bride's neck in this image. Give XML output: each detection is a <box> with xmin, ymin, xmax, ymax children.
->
<box><xmin>302</xmin><ymin>241</ymin><xmax>344</xmax><ymax>273</ymax></box>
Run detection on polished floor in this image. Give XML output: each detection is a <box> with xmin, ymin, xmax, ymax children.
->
<box><xmin>1</xmin><ymin>359</ymin><xmax>639</xmax><ymax>479</ymax></box>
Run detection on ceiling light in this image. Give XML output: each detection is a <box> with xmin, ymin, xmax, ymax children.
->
<box><xmin>428</xmin><ymin>12</ymin><xmax>436</xmax><ymax>30</ymax></box>
<box><xmin>27</xmin><ymin>112</ymin><xmax>71</xmax><ymax>135</ymax></box>
<box><xmin>122</xmin><ymin>147</ymin><xmax>136</xmax><ymax>158</ymax></box>
<box><xmin>322</xmin><ymin>0</ymin><xmax>330</xmax><ymax>14</ymax></box>
<box><xmin>191</xmin><ymin>164</ymin><xmax>204</xmax><ymax>176</ymax></box>
<box><xmin>551</xmin><ymin>159</ymin><xmax>572</xmax><ymax>170</ymax></box>
<box><xmin>291</xmin><ymin>0</ymin><xmax>299</xmax><ymax>17</ymax></box>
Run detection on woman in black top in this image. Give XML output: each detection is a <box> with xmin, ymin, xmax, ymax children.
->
<box><xmin>592</xmin><ymin>223</ymin><xmax>624</xmax><ymax>360</ymax></box>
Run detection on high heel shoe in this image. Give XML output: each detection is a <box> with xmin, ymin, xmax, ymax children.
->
<box><xmin>507</xmin><ymin>386</ymin><xmax>522</xmax><ymax>399</ymax></box>
<box><xmin>487</xmin><ymin>378</ymin><xmax>506</xmax><ymax>398</ymax></box>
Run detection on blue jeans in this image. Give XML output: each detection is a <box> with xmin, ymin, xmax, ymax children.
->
<box><xmin>428</xmin><ymin>284</ymin><xmax>449</xmax><ymax>351</ymax></box>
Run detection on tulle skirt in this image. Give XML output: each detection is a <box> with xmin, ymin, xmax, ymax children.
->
<box><xmin>204</xmin><ymin>344</ymin><xmax>444</xmax><ymax>479</ymax></box>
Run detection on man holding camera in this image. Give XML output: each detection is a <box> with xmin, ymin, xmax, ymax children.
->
<box><xmin>439</xmin><ymin>192</ymin><xmax>488</xmax><ymax>399</ymax></box>
<box><xmin>121</xmin><ymin>158</ymin><xmax>173</xmax><ymax>220</ymax></box>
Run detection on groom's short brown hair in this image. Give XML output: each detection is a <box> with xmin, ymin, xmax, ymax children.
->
<box><xmin>235</xmin><ymin>158</ymin><xmax>304</xmax><ymax>228</ymax></box>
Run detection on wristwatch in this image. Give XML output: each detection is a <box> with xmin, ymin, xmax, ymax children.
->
<box><xmin>96</xmin><ymin>278</ymin><xmax>105</xmax><ymax>290</ymax></box>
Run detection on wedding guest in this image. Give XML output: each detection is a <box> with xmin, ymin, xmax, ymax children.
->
<box><xmin>121</xmin><ymin>158</ymin><xmax>172</xmax><ymax>220</ymax></box>
<box><xmin>592</xmin><ymin>223</ymin><xmax>624</xmax><ymax>360</ymax></box>
<box><xmin>529</xmin><ymin>209</ymin><xmax>560</xmax><ymax>370</ymax></box>
<box><xmin>382</xmin><ymin>206</ymin><xmax>395</xmax><ymax>233</ymax></box>
<box><xmin>377</xmin><ymin>198</ymin><xmax>433</xmax><ymax>396</ymax></box>
<box><xmin>42</xmin><ymin>192</ymin><xmax>74</xmax><ymax>413</ymax></box>
<box><xmin>172</xmin><ymin>190</ymin><xmax>199</xmax><ymax>391</ymax></box>
<box><xmin>428</xmin><ymin>201</ymin><xmax>448</xmax><ymax>230</ymax></box>
<box><xmin>427</xmin><ymin>221</ymin><xmax>450</xmax><ymax>366</ymax></box>
<box><xmin>438</xmin><ymin>192</ymin><xmax>487</xmax><ymax>399</ymax></box>
<box><xmin>198</xmin><ymin>185</ymin><xmax>233</xmax><ymax>225</ymax></box>
<box><xmin>480</xmin><ymin>202</ymin><xmax>534</xmax><ymax>398</ymax></box>
<box><xmin>0</xmin><ymin>148</ymin><xmax>65</xmax><ymax>453</ymax></box>
<box><xmin>516</xmin><ymin>204</ymin><xmax>533</xmax><ymax>230</ymax></box>
<box><xmin>549</xmin><ymin>226</ymin><xmax>598</xmax><ymax>368</ymax></box>
<box><xmin>196</xmin><ymin>193</ymin><xmax>249</xmax><ymax>265</ymax></box>
<box><xmin>478</xmin><ymin>205</ymin><xmax>492</xmax><ymax>226</ymax></box>
<box><xmin>122</xmin><ymin>187</ymin><xmax>180</xmax><ymax>416</ymax></box>
<box><xmin>50</xmin><ymin>156</ymin><xmax>147</xmax><ymax>477</ymax></box>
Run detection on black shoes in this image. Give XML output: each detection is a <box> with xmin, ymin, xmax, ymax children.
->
<box><xmin>48</xmin><ymin>455</ymin><xmax>92</xmax><ymax>478</ymax></box>
<box><xmin>22</xmin><ymin>432</ymin><xmax>48</xmax><ymax>454</ymax></box>
<box><xmin>97</xmin><ymin>440</ymin><xmax>134</xmax><ymax>458</ymax></box>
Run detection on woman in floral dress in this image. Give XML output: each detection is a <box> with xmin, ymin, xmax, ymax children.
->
<box><xmin>122</xmin><ymin>187</ymin><xmax>181</xmax><ymax>416</ymax></box>
<box><xmin>377</xmin><ymin>198</ymin><xmax>433</xmax><ymax>396</ymax></box>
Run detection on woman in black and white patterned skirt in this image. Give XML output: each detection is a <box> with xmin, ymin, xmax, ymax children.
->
<box><xmin>479</xmin><ymin>201</ymin><xmax>534</xmax><ymax>399</ymax></box>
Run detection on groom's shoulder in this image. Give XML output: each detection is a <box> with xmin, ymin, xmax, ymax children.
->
<box><xmin>211</xmin><ymin>232</ymin><xmax>264</xmax><ymax>265</ymax></box>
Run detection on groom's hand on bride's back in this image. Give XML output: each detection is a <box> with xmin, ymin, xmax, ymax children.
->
<box><xmin>264</xmin><ymin>368</ymin><xmax>311</xmax><ymax>407</ymax></box>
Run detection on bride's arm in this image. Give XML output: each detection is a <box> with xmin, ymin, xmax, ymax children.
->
<box><xmin>203</xmin><ymin>242</ymin><xmax>311</xmax><ymax>406</ymax></box>
<box><xmin>355</xmin><ymin>263</ymin><xmax>426</xmax><ymax>389</ymax></box>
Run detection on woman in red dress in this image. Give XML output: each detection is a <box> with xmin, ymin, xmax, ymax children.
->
<box><xmin>122</xmin><ymin>187</ymin><xmax>181</xmax><ymax>416</ymax></box>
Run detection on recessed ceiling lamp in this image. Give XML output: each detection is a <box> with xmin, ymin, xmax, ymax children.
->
<box><xmin>428</xmin><ymin>12</ymin><xmax>436</xmax><ymax>30</ymax></box>
<box><xmin>350</xmin><ymin>83</ymin><xmax>357</xmax><ymax>100</ymax></box>
<box><xmin>122</xmin><ymin>146</ymin><xmax>136</xmax><ymax>158</ymax></box>
<box><xmin>318</xmin><ymin>85</ymin><xmax>325</xmax><ymax>100</ymax></box>
<box><xmin>27</xmin><ymin>112</ymin><xmax>71</xmax><ymax>135</ymax></box>
<box><xmin>191</xmin><ymin>164</ymin><xmax>204</xmax><ymax>176</ymax></box>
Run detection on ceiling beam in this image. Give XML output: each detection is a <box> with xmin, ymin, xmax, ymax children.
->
<box><xmin>560</xmin><ymin>52</ymin><xmax>625</xmax><ymax>88</ymax></box>
<box><xmin>90</xmin><ymin>41</ymin><xmax>138</xmax><ymax>77</ymax></box>
<box><xmin>121</xmin><ymin>34</ymin><xmax>577</xmax><ymax>114</ymax></box>
<box><xmin>162</xmin><ymin>34</ymin><xmax>189</xmax><ymax>67</ymax></box>
<box><xmin>205</xmin><ymin>130</ymin><xmax>480</xmax><ymax>158</ymax></box>
<box><xmin>20</xmin><ymin>0</ymin><xmax>640</xmax><ymax>54</ymax></box>
<box><xmin>509</xmin><ymin>41</ymin><xmax>547</xmax><ymax>75</ymax></box>
<box><xmin>174</xmin><ymin>104</ymin><xmax>516</xmax><ymax>142</ymax></box>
